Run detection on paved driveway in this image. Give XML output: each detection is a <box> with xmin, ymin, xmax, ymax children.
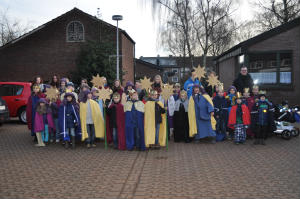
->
<box><xmin>1</xmin><ymin>120</ymin><xmax>299</xmax><ymax>199</ymax></box>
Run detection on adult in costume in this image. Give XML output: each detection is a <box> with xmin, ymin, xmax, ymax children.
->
<box><xmin>188</xmin><ymin>85</ymin><xmax>216</xmax><ymax>142</ymax></box>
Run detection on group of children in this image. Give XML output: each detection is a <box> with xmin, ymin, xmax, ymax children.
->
<box><xmin>26</xmin><ymin>74</ymin><xmax>276</xmax><ymax>151</ymax></box>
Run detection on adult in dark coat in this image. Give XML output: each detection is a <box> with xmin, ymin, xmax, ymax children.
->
<box><xmin>233</xmin><ymin>66</ymin><xmax>254</xmax><ymax>93</ymax></box>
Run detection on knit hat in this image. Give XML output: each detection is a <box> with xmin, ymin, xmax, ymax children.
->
<box><xmin>91</xmin><ymin>87</ymin><xmax>98</xmax><ymax>93</ymax></box>
<box><xmin>66</xmin><ymin>82</ymin><xmax>74</xmax><ymax>87</ymax></box>
<box><xmin>227</xmin><ymin>85</ymin><xmax>237</xmax><ymax>93</ymax></box>
<box><xmin>38</xmin><ymin>98</ymin><xmax>47</xmax><ymax>104</ymax></box>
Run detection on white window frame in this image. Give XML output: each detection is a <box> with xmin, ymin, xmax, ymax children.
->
<box><xmin>66</xmin><ymin>21</ymin><xmax>85</xmax><ymax>42</ymax></box>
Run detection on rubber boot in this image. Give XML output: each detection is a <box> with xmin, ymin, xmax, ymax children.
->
<box><xmin>71</xmin><ymin>136</ymin><xmax>75</xmax><ymax>149</ymax></box>
<box><xmin>35</xmin><ymin>132</ymin><xmax>45</xmax><ymax>147</ymax></box>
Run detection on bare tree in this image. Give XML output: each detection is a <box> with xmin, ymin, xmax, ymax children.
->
<box><xmin>254</xmin><ymin>0</ymin><xmax>300</xmax><ymax>31</ymax></box>
<box><xmin>0</xmin><ymin>9</ymin><xmax>31</xmax><ymax>46</ymax></box>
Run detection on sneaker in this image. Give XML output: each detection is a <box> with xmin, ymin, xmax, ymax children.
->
<box><xmin>235</xmin><ymin>142</ymin><xmax>239</xmax><ymax>145</ymax></box>
<box><xmin>92</xmin><ymin>144</ymin><xmax>96</xmax><ymax>148</ymax></box>
<box><xmin>50</xmin><ymin>139</ymin><xmax>54</xmax><ymax>143</ymax></box>
<box><xmin>86</xmin><ymin>144</ymin><xmax>91</xmax><ymax>149</ymax></box>
<box><xmin>56</xmin><ymin>139</ymin><xmax>60</xmax><ymax>143</ymax></box>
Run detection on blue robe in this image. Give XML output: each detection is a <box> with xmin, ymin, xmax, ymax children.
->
<box><xmin>184</xmin><ymin>77</ymin><xmax>201</xmax><ymax>99</ymax></box>
<box><xmin>58</xmin><ymin>103</ymin><xmax>81</xmax><ymax>141</ymax></box>
<box><xmin>193</xmin><ymin>94</ymin><xmax>216</xmax><ymax>139</ymax></box>
<box><xmin>125</xmin><ymin>102</ymin><xmax>146</xmax><ymax>151</ymax></box>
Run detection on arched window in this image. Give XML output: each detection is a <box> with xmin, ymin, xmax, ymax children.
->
<box><xmin>66</xmin><ymin>21</ymin><xmax>84</xmax><ymax>42</ymax></box>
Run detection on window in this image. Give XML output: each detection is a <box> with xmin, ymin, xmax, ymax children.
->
<box><xmin>172</xmin><ymin>76</ymin><xmax>179</xmax><ymax>82</ymax></box>
<box><xmin>0</xmin><ymin>85</ymin><xmax>24</xmax><ymax>96</ymax></box>
<box><xmin>66</xmin><ymin>21</ymin><xmax>84</xmax><ymax>42</ymax></box>
<box><xmin>248</xmin><ymin>51</ymin><xmax>292</xmax><ymax>86</ymax></box>
<box><xmin>172</xmin><ymin>68</ymin><xmax>178</xmax><ymax>74</ymax></box>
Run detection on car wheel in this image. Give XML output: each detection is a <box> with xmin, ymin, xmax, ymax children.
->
<box><xmin>281</xmin><ymin>130</ymin><xmax>291</xmax><ymax>140</ymax></box>
<box><xmin>18</xmin><ymin>107</ymin><xmax>27</xmax><ymax>124</ymax></box>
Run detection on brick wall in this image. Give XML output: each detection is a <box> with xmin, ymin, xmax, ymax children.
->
<box><xmin>121</xmin><ymin>33</ymin><xmax>134</xmax><ymax>86</ymax></box>
<box><xmin>247</xmin><ymin>25</ymin><xmax>300</xmax><ymax>104</ymax></box>
<box><xmin>0</xmin><ymin>9</ymin><xmax>134</xmax><ymax>85</ymax></box>
<box><xmin>135</xmin><ymin>60</ymin><xmax>162</xmax><ymax>81</ymax></box>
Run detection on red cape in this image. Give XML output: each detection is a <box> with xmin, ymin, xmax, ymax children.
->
<box><xmin>106</xmin><ymin>103</ymin><xmax>126</xmax><ymax>150</ymax></box>
<box><xmin>228</xmin><ymin>104</ymin><xmax>250</xmax><ymax>129</ymax></box>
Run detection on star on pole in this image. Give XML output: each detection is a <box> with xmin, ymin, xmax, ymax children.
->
<box><xmin>207</xmin><ymin>73</ymin><xmax>220</xmax><ymax>88</ymax></box>
<box><xmin>193</xmin><ymin>65</ymin><xmax>206</xmax><ymax>80</ymax></box>
<box><xmin>161</xmin><ymin>83</ymin><xmax>174</xmax><ymax>101</ymax></box>
<box><xmin>140</xmin><ymin>76</ymin><xmax>153</xmax><ymax>92</ymax></box>
<box><xmin>96</xmin><ymin>87</ymin><xmax>112</xmax><ymax>102</ymax></box>
<box><xmin>91</xmin><ymin>74</ymin><xmax>105</xmax><ymax>88</ymax></box>
<box><xmin>45</xmin><ymin>87</ymin><xmax>59</xmax><ymax>101</ymax></box>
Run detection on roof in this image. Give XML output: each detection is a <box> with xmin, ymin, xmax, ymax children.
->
<box><xmin>0</xmin><ymin>7</ymin><xmax>135</xmax><ymax>50</ymax></box>
<box><xmin>215</xmin><ymin>16</ymin><xmax>300</xmax><ymax>62</ymax></box>
<box><xmin>135</xmin><ymin>58</ymin><xmax>163</xmax><ymax>70</ymax></box>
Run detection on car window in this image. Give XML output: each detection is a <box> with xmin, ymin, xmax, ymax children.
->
<box><xmin>0</xmin><ymin>84</ymin><xmax>24</xmax><ymax>96</ymax></box>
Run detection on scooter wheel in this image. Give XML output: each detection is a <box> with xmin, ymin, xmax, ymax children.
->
<box><xmin>281</xmin><ymin>130</ymin><xmax>292</xmax><ymax>140</ymax></box>
<box><xmin>291</xmin><ymin>128</ymin><xmax>299</xmax><ymax>137</ymax></box>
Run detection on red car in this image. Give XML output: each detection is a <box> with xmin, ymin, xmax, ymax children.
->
<box><xmin>0</xmin><ymin>82</ymin><xmax>32</xmax><ymax>123</ymax></box>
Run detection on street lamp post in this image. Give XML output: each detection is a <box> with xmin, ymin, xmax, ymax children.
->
<box><xmin>112</xmin><ymin>15</ymin><xmax>123</xmax><ymax>80</ymax></box>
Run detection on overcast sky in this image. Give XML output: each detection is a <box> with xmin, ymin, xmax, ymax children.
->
<box><xmin>1</xmin><ymin>0</ymin><xmax>254</xmax><ymax>58</ymax></box>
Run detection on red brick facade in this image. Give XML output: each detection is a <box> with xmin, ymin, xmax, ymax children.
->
<box><xmin>0</xmin><ymin>8</ymin><xmax>135</xmax><ymax>84</ymax></box>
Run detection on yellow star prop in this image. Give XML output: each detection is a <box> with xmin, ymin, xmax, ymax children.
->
<box><xmin>91</xmin><ymin>74</ymin><xmax>105</xmax><ymax>88</ymax></box>
<box><xmin>140</xmin><ymin>76</ymin><xmax>153</xmax><ymax>92</ymax></box>
<box><xmin>161</xmin><ymin>83</ymin><xmax>174</xmax><ymax>101</ymax></box>
<box><xmin>193</xmin><ymin>65</ymin><xmax>206</xmax><ymax>80</ymax></box>
<box><xmin>207</xmin><ymin>73</ymin><xmax>220</xmax><ymax>88</ymax></box>
<box><xmin>45</xmin><ymin>87</ymin><xmax>59</xmax><ymax>101</ymax></box>
<box><xmin>96</xmin><ymin>87</ymin><xmax>111</xmax><ymax>102</ymax></box>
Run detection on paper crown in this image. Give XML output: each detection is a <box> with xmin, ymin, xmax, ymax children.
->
<box><xmin>253</xmin><ymin>85</ymin><xmax>259</xmax><ymax>90</ymax></box>
<box><xmin>65</xmin><ymin>89</ymin><xmax>73</xmax><ymax>93</ymax></box>
<box><xmin>243</xmin><ymin>87</ymin><xmax>250</xmax><ymax>93</ymax></box>
<box><xmin>128</xmin><ymin>89</ymin><xmax>137</xmax><ymax>96</ymax></box>
<box><xmin>259</xmin><ymin>90</ymin><xmax>267</xmax><ymax>95</ymax></box>
<box><xmin>180</xmin><ymin>90</ymin><xmax>187</xmax><ymax>96</ymax></box>
<box><xmin>32</xmin><ymin>84</ymin><xmax>40</xmax><ymax>90</ymax></box>
<box><xmin>217</xmin><ymin>83</ymin><xmax>224</xmax><ymax>91</ymax></box>
<box><xmin>150</xmin><ymin>90</ymin><xmax>158</xmax><ymax>95</ymax></box>
<box><xmin>112</xmin><ymin>92</ymin><xmax>120</xmax><ymax>99</ymax></box>
<box><xmin>236</xmin><ymin>92</ymin><xmax>243</xmax><ymax>98</ymax></box>
<box><xmin>174</xmin><ymin>83</ymin><xmax>181</xmax><ymax>88</ymax></box>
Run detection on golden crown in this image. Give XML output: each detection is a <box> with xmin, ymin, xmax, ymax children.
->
<box><xmin>259</xmin><ymin>90</ymin><xmax>267</xmax><ymax>95</ymax></box>
<box><xmin>236</xmin><ymin>92</ymin><xmax>243</xmax><ymax>98</ymax></box>
<box><xmin>243</xmin><ymin>87</ymin><xmax>250</xmax><ymax>93</ymax></box>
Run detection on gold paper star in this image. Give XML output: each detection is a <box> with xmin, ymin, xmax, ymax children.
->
<box><xmin>140</xmin><ymin>76</ymin><xmax>153</xmax><ymax>92</ymax></box>
<box><xmin>161</xmin><ymin>83</ymin><xmax>174</xmax><ymax>101</ymax></box>
<box><xmin>207</xmin><ymin>73</ymin><xmax>220</xmax><ymax>88</ymax></box>
<box><xmin>45</xmin><ymin>87</ymin><xmax>59</xmax><ymax>101</ymax></box>
<box><xmin>96</xmin><ymin>87</ymin><xmax>111</xmax><ymax>102</ymax></box>
<box><xmin>91</xmin><ymin>74</ymin><xmax>105</xmax><ymax>88</ymax></box>
<box><xmin>193</xmin><ymin>65</ymin><xmax>206</xmax><ymax>80</ymax></box>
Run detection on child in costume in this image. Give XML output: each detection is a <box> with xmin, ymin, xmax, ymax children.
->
<box><xmin>26</xmin><ymin>84</ymin><xmax>46</xmax><ymax>138</ymax></box>
<box><xmin>188</xmin><ymin>85</ymin><xmax>216</xmax><ymax>143</ymax></box>
<box><xmin>112</xmin><ymin>79</ymin><xmax>127</xmax><ymax>105</ymax></box>
<box><xmin>59</xmin><ymin>78</ymin><xmax>67</xmax><ymax>95</ymax></box>
<box><xmin>79</xmin><ymin>90</ymin><xmax>104</xmax><ymax>148</ymax></box>
<box><xmin>106</xmin><ymin>92</ymin><xmax>126</xmax><ymax>150</ymax></box>
<box><xmin>124</xmin><ymin>89</ymin><xmax>146</xmax><ymax>151</ymax></box>
<box><xmin>225</xmin><ymin>85</ymin><xmax>237</xmax><ymax>139</ymax></box>
<box><xmin>60</xmin><ymin>82</ymin><xmax>78</xmax><ymax>102</ymax></box>
<box><xmin>78</xmin><ymin>83</ymin><xmax>90</xmax><ymax>102</ymax></box>
<box><xmin>167</xmin><ymin>83</ymin><xmax>181</xmax><ymax>139</ymax></box>
<box><xmin>173</xmin><ymin>90</ymin><xmax>190</xmax><ymax>143</ymax></box>
<box><xmin>49</xmin><ymin>95</ymin><xmax>61</xmax><ymax>143</ymax></box>
<box><xmin>58</xmin><ymin>92</ymin><xmax>80</xmax><ymax>149</ymax></box>
<box><xmin>228</xmin><ymin>92</ymin><xmax>251</xmax><ymax>145</ymax></box>
<box><xmin>243</xmin><ymin>88</ymin><xmax>255</xmax><ymax>139</ymax></box>
<box><xmin>144</xmin><ymin>90</ymin><xmax>166</xmax><ymax>149</ymax></box>
<box><xmin>251</xmin><ymin>91</ymin><xmax>276</xmax><ymax>145</ymax></box>
<box><xmin>213</xmin><ymin>85</ymin><xmax>228</xmax><ymax>142</ymax></box>
<box><xmin>34</xmin><ymin>98</ymin><xmax>55</xmax><ymax>146</ymax></box>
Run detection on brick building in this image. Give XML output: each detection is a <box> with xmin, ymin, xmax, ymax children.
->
<box><xmin>135</xmin><ymin>58</ymin><xmax>163</xmax><ymax>80</ymax></box>
<box><xmin>0</xmin><ymin>8</ymin><xmax>135</xmax><ymax>85</ymax></box>
<box><xmin>139</xmin><ymin>55</ymin><xmax>215</xmax><ymax>83</ymax></box>
<box><xmin>215</xmin><ymin>17</ymin><xmax>300</xmax><ymax>105</ymax></box>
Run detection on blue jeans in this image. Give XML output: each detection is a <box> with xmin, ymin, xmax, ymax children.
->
<box><xmin>41</xmin><ymin>124</ymin><xmax>49</xmax><ymax>142</ymax></box>
<box><xmin>155</xmin><ymin>123</ymin><xmax>160</xmax><ymax>145</ymax></box>
<box><xmin>67</xmin><ymin>128</ymin><xmax>75</xmax><ymax>137</ymax></box>
<box><xmin>113</xmin><ymin>128</ymin><xmax>118</xmax><ymax>148</ymax></box>
<box><xmin>86</xmin><ymin>124</ymin><xmax>95</xmax><ymax>144</ymax></box>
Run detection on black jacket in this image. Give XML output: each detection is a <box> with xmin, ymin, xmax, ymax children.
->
<box><xmin>233</xmin><ymin>73</ymin><xmax>254</xmax><ymax>93</ymax></box>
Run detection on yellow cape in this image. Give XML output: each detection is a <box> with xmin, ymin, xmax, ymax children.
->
<box><xmin>188</xmin><ymin>94</ymin><xmax>216</xmax><ymax>137</ymax></box>
<box><xmin>144</xmin><ymin>101</ymin><xmax>167</xmax><ymax>147</ymax></box>
<box><xmin>79</xmin><ymin>99</ymin><xmax>105</xmax><ymax>141</ymax></box>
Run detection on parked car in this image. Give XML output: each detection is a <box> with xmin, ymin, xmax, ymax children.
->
<box><xmin>0</xmin><ymin>96</ymin><xmax>9</xmax><ymax>125</ymax></box>
<box><xmin>0</xmin><ymin>82</ymin><xmax>32</xmax><ymax>123</ymax></box>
